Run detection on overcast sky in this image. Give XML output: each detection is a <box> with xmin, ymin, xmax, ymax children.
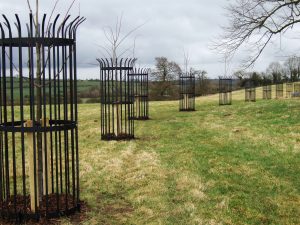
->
<box><xmin>1</xmin><ymin>0</ymin><xmax>300</xmax><ymax>79</ymax></box>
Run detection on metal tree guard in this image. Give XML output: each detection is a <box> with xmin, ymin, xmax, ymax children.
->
<box><xmin>98</xmin><ymin>58</ymin><xmax>136</xmax><ymax>140</ymax></box>
<box><xmin>179</xmin><ymin>73</ymin><xmax>195</xmax><ymax>111</ymax></box>
<box><xmin>263</xmin><ymin>80</ymin><xmax>272</xmax><ymax>100</ymax></box>
<box><xmin>0</xmin><ymin>14</ymin><xmax>84</xmax><ymax>222</ymax></box>
<box><xmin>294</xmin><ymin>83</ymin><xmax>300</xmax><ymax>97</ymax></box>
<box><xmin>128</xmin><ymin>68</ymin><xmax>150</xmax><ymax>120</ymax></box>
<box><xmin>245</xmin><ymin>80</ymin><xmax>256</xmax><ymax>102</ymax></box>
<box><xmin>219</xmin><ymin>76</ymin><xmax>232</xmax><ymax>105</ymax></box>
<box><xmin>276</xmin><ymin>82</ymin><xmax>284</xmax><ymax>98</ymax></box>
<box><xmin>286</xmin><ymin>82</ymin><xmax>293</xmax><ymax>98</ymax></box>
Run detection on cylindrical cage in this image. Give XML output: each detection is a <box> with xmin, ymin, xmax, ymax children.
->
<box><xmin>179</xmin><ymin>73</ymin><xmax>195</xmax><ymax>111</ymax></box>
<box><xmin>128</xmin><ymin>68</ymin><xmax>149</xmax><ymax>120</ymax></box>
<box><xmin>276</xmin><ymin>82</ymin><xmax>284</xmax><ymax>99</ymax></box>
<box><xmin>98</xmin><ymin>58</ymin><xmax>136</xmax><ymax>140</ymax></box>
<box><xmin>263</xmin><ymin>85</ymin><xmax>272</xmax><ymax>100</ymax></box>
<box><xmin>245</xmin><ymin>81</ymin><xmax>256</xmax><ymax>102</ymax></box>
<box><xmin>293</xmin><ymin>83</ymin><xmax>300</xmax><ymax>97</ymax></box>
<box><xmin>286</xmin><ymin>82</ymin><xmax>293</xmax><ymax>98</ymax></box>
<box><xmin>262</xmin><ymin>79</ymin><xmax>272</xmax><ymax>100</ymax></box>
<box><xmin>0</xmin><ymin>14</ymin><xmax>84</xmax><ymax>222</ymax></box>
<box><xmin>219</xmin><ymin>77</ymin><xmax>232</xmax><ymax>105</ymax></box>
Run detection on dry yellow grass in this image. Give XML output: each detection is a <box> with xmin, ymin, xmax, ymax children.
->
<box><xmin>58</xmin><ymin>85</ymin><xmax>300</xmax><ymax>224</ymax></box>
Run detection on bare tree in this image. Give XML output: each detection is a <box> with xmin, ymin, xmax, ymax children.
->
<box><xmin>96</xmin><ymin>15</ymin><xmax>145</xmax><ymax>136</ymax></box>
<box><xmin>183</xmin><ymin>48</ymin><xmax>190</xmax><ymax>74</ymax></box>
<box><xmin>26</xmin><ymin>0</ymin><xmax>78</xmax><ymax>206</ymax></box>
<box><xmin>152</xmin><ymin>57</ymin><xmax>182</xmax><ymax>97</ymax></box>
<box><xmin>217</xmin><ymin>0</ymin><xmax>300</xmax><ymax>68</ymax></box>
<box><xmin>97</xmin><ymin>14</ymin><xmax>146</xmax><ymax>63</ymax></box>
<box><xmin>191</xmin><ymin>69</ymin><xmax>209</xmax><ymax>96</ymax></box>
<box><xmin>283</xmin><ymin>56</ymin><xmax>300</xmax><ymax>81</ymax></box>
<box><xmin>266</xmin><ymin>61</ymin><xmax>284</xmax><ymax>82</ymax></box>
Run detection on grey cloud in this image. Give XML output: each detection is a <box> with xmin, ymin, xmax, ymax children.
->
<box><xmin>0</xmin><ymin>0</ymin><xmax>299</xmax><ymax>79</ymax></box>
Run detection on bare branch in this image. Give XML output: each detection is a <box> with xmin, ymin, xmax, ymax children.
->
<box><xmin>96</xmin><ymin>44</ymin><xmax>113</xmax><ymax>58</ymax></box>
<box><xmin>132</xmin><ymin>35</ymin><xmax>139</xmax><ymax>58</ymax></box>
<box><xmin>116</xmin><ymin>21</ymin><xmax>147</xmax><ymax>49</ymax></box>
<box><xmin>4</xmin><ymin>50</ymin><xmax>20</xmax><ymax>73</ymax></box>
<box><xmin>99</xmin><ymin>13</ymin><xmax>146</xmax><ymax>65</ymax></box>
<box><xmin>215</xmin><ymin>0</ymin><xmax>300</xmax><ymax>68</ymax></box>
<box><xmin>103</xmin><ymin>27</ymin><xmax>114</xmax><ymax>45</ymax></box>
<box><xmin>57</xmin><ymin>0</ymin><xmax>77</xmax><ymax>34</ymax></box>
<box><xmin>115</xmin><ymin>12</ymin><xmax>123</xmax><ymax>42</ymax></box>
<box><xmin>183</xmin><ymin>48</ymin><xmax>190</xmax><ymax>74</ymax></box>
<box><xmin>46</xmin><ymin>0</ymin><xmax>60</xmax><ymax>35</ymax></box>
<box><xmin>27</xmin><ymin>0</ymin><xmax>33</xmax><ymax>15</ymax></box>
<box><xmin>119</xmin><ymin>45</ymin><xmax>135</xmax><ymax>58</ymax></box>
<box><xmin>26</xmin><ymin>0</ymin><xmax>37</xmax><ymax>26</ymax></box>
<box><xmin>64</xmin><ymin>0</ymin><xmax>77</xmax><ymax>20</ymax></box>
<box><xmin>35</xmin><ymin>45</ymin><xmax>75</xmax><ymax>87</ymax></box>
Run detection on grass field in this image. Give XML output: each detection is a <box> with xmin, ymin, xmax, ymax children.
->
<box><xmin>59</xmin><ymin>88</ymin><xmax>300</xmax><ymax>225</ymax></box>
<box><xmin>3</xmin><ymin>78</ymin><xmax>99</xmax><ymax>101</ymax></box>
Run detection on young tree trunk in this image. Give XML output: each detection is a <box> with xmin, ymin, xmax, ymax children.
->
<box><xmin>36</xmin><ymin>42</ymin><xmax>44</xmax><ymax>205</ymax></box>
<box><xmin>35</xmin><ymin>0</ymin><xmax>44</xmax><ymax>205</ymax></box>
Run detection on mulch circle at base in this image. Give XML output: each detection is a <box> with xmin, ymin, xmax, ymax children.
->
<box><xmin>0</xmin><ymin>194</ymin><xmax>88</xmax><ymax>224</ymax></box>
<box><xmin>102</xmin><ymin>133</ymin><xmax>135</xmax><ymax>141</ymax></box>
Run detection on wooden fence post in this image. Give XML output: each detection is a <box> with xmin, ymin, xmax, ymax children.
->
<box><xmin>135</xmin><ymin>96</ymin><xmax>140</xmax><ymax>118</ymax></box>
<box><xmin>184</xmin><ymin>94</ymin><xmax>188</xmax><ymax>110</ymax></box>
<box><xmin>114</xmin><ymin>103</ymin><xmax>121</xmax><ymax>136</ymax></box>
<box><xmin>41</xmin><ymin>118</ymin><xmax>52</xmax><ymax>195</ymax></box>
<box><xmin>25</xmin><ymin>120</ymin><xmax>39</xmax><ymax>212</ymax></box>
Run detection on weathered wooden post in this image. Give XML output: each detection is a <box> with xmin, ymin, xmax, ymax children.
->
<box><xmin>41</xmin><ymin>118</ymin><xmax>51</xmax><ymax>195</ymax></box>
<box><xmin>25</xmin><ymin>120</ymin><xmax>39</xmax><ymax>212</ymax></box>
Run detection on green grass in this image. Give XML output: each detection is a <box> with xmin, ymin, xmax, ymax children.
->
<box><xmin>4</xmin><ymin>78</ymin><xmax>99</xmax><ymax>101</ymax></box>
<box><xmin>57</xmin><ymin>91</ymin><xmax>300</xmax><ymax>225</ymax></box>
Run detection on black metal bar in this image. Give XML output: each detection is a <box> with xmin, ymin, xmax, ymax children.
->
<box><xmin>69</xmin><ymin>26</ymin><xmax>75</xmax><ymax>203</ymax></box>
<box><xmin>52</xmin><ymin>15</ymin><xmax>60</xmax><ymax>213</ymax></box>
<box><xmin>47</xmin><ymin>30</ymin><xmax>54</xmax><ymax>195</ymax></box>
<box><xmin>4</xmin><ymin>15</ymin><xmax>18</xmax><ymax>213</ymax></box>
<box><xmin>0</xmin><ymin>22</ymin><xmax>4</xmax><ymax>209</ymax></box>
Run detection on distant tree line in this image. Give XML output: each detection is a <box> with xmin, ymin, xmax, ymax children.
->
<box><xmin>149</xmin><ymin>57</ymin><xmax>217</xmax><ymax>100</ymax></box>
<box><xmin>234</xmin><ymin>56</ymin><xmax>300</xmax><ymax>87</ymax></box>
<box><xmin>78</xmin><ymin>56</ymin><xmax>300</xmax><ymax>102</ymax></box>
<box><xmin>79</xmin><ymin>56</ymin><xmax>229</xmax><ymax>101</ymax></box>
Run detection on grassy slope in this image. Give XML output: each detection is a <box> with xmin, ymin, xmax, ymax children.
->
<box><xmin>61</xmin><ymin>87</ymin><xmax>300</xmax><ymax>225</ymax></box>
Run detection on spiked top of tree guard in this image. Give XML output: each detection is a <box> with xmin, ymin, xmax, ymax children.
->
<box><xmin>0</xmin><ymin>14</ymin><xmax>85</xmax><ymax>222</ymax></box>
